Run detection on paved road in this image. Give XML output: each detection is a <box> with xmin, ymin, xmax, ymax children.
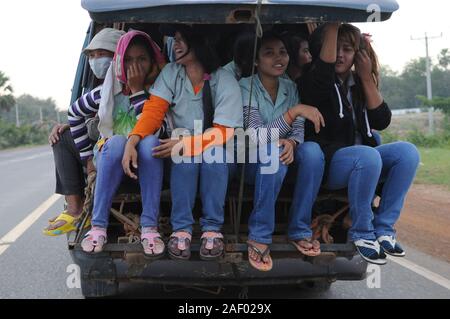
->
<box><xmin>0</xmin><ymin>145</ymin><xmax>449</xmax><ymax>299</ymax></box>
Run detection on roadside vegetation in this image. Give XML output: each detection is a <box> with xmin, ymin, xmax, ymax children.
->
<box><xmin>0</xmin><ymin>71</ymin><xmax>65</xmax><ymax>149</ymax></box>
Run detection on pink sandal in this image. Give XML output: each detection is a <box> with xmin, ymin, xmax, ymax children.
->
<box><xmin>200</xmin><ymin>231</ymin><xmax>224</xmax><ymax>261</ymax></box>
<box><xmin>141</xmin><ymin>228</ymin><xmax>165</xmax><ymax>258</ymax></box>
<box><xmin>81</xmin><ymin>226</ymin><xmax>107</xmax><ymax>253</ymax></box>
<box><xmin>168</xmin><ymin>231</ymin><xmax>192</xmax><ymax>260</ymax></box>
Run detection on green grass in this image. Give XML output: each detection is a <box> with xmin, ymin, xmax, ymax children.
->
<box><xmin>415</xmin><ymin>147</ymin><xmax>450</xmax><ymax>189</ymax></box>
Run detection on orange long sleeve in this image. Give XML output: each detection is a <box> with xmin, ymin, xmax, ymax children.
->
<box><xmin>181</xmin><ymin>124</ymin><xmax>234</xmax><ymax>157</ymax></box>
<box><xmin>129</xmin><ymin>95</ymin><xmax>169</xmax><ymax>139</ymax></box>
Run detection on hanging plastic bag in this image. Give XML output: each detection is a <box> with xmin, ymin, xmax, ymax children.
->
<box><xmin>113</xmin><ymin>107</ymin><xmax>137</xmax><ymax>136</ymax></box>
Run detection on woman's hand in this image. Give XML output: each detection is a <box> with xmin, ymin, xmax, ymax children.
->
<box><xmin>293</xmin><ymin>104</ymin><xmax>325</xmax><ymax>134</ymax></box>
<box><xmin>152</xmin><ymin>138</ymin><xmax>183</xmax><ymax>159</ymax></box>
<box><xmin>306</xmin><ymin>22</ymin><xmax>318</xmax><ymax>35</ymax></box>
<box><xmin>355</xmin><ymin>50</ymin><xmax>373</xmax><ymax>82</ymax></box>
<box><xmin>48</xmin><ymin>124</ymin><xmax>70</xmax><ymax>145</ymax></box>
<box><xmin>127</xmin><ymin>63</ymin><xmax>147</xmax><ymax>94</ymax></box>
<box><xmin>355</xmin><ymin>49</ymin><xmax>383</xmax><ymax>109</ymax></box>
<box><xmin>122</xmin><ymin>138</ymin><xmax>140</xmax><ymax>180</ymax></box>
<box><xmin>279</xmin><ymin>139</ymin><xmax>295</xmax><ymax>165</ymax></box>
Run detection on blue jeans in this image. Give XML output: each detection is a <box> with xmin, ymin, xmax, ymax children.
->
<box><xmin>372</xmin><ymin>131</ymin><xmax>382</xmax><ymax>146</ymax></box>
<box><xmin>325</xmin><ymin>142</ymin><xmax>420</xmax><ymax>241</ymax></box>
<box><xmin>246</xmin><ymin>142</ymin><xmax>325</xmax><ymax>244</ymax></box>
<box><xmin>170</xmin><ymin>146</ymin><xmax>229</xmax><ymax>234</ymax></box>
<box><xmin>91</xmin><ymin>135</ymin><xmax>164</xmax><ymax>228</ymax></box>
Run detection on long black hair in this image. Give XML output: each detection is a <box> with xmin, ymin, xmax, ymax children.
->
<box><xmin>164</xmin><ymin>25</ymin><xmax>221</xmax><ymax>130</ymax></box>
<box><xmin>283</xmin><ymin>33</ymin><xmax>309</xmax><ymax>68</ymax></box>
<box><xmin>175</xmin><ymin>25</ymin><xmax>221</xmax><ymax>74</ymax></box>
<box><xmin>255</xmin><ymin>32</ymin><xmax>289</xmax><ymax>69</ymax></box>
<box><xmin>127</xmin><ymin>35</ymin><xmax>156</xmax><ymax>64</ymax></box>
<box><xmin>233</xmin><ymin>31</ymin><xmax>256</xmax><ymax>78</ymax></box>
<box><xmin>233</xmin><ymin>31</ymin><xmax>289</xmax><ymax>76</ymax></box>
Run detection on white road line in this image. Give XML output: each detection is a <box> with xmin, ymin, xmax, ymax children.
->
<box><xmin>0</xmin><ymin>152</ymin><xmax>52</xmax><ymax>166</ymax></box>
<box><xmin>0</xmin><ymin>245</ymin><xmax>10</xmax><ymax>256</ymax></box>
<box><xmin>1</xmin><ymin>192</ymin><xmax>450</xmax><ymax>293</ymax></box>
<box><xmin>0</xmin><ymin>194</ymin><xmax>62</xmax><ymax>256</ymax></box>
<box><xmin>388</xmin><ymin>256</ymin><xmax>450</xmax><ymax>290</ymax></box>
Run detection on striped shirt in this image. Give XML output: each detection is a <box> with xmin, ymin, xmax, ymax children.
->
<box><xmin>240</xmin><ymin>75</ymin><xmax>305</xmax><ymax>146</ymax></box>
<box><xmin>243</xmin><ymin>105</ymin><xmax>305</xmax><ymax>145</ymax></box>
<box><xmin>68</xmin><ymin>87</ymin><xmax>149</xmax><ymax>161</ymax></box>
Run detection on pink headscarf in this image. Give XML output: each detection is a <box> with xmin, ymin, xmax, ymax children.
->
<box><xmin>113</xmin><ymin>30</ymin><xmax>166</xmax><ymax>84</ymax></box>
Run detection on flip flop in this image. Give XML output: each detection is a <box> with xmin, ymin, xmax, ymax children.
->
<box><xmin>291</xmin><ymin>238</ymin><xmax>321</xmax><ymax>257</ymax></box>
<box><xmin>43</xmin><ymin>212</ymin><xmax>90</xmax><ymax>236</ymax></box>
<box><xmin>247</xmin><ymin>241</ymin><xmax>273</xmax><ymax>272</ymax></box>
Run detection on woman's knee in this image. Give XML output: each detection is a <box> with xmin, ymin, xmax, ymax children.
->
<box><xmin>391</xmin><ymin>141</ymin><xmax>421</xmax><ymax>169</ymax></box>
<box><xmin>354</xmin><ymin>146</ymin><xmax>382</xmax><ymax>171</ymax></box>
<box><xmin>138</xmin><ymin>135</ymin><xmax>160</xmax><ymax>161</ymax></box>
<box><xmin>296</xmin><ymin>142</ymin><xmax>324</xmax><ymax>166</ymax></box>
<box><xmin>53</xmin><ymin>130</ymin><xmax>73</xmax><ymax>152</ymax></box>
<box><xmin>102</xmin><ymin>135</ymin><xmax>127</xmax><ymax>161</ymax></box>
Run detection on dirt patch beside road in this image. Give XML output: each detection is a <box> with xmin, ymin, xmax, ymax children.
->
<box><xmin>395</xmin><ymin>184</ymin><xmax>450</xmax><ymax>263</ymax></box>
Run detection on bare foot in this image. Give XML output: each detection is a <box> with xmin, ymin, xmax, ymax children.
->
<box><xmin>247</xmin><ymin>240</ymin><xmax>272</xmax><ymax>271</ymax></box>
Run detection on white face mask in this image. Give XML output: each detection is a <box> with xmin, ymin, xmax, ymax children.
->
<box><xmin>89</xmin><ymin>57</ymin><xmax>112</xmax><ymax>79</ymax></box>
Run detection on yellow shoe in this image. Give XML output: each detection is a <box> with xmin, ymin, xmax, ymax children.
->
<box><xmin>43</xmin><ymin>211</ymin><xmax>91</xmax><ymax>236</ymax></box>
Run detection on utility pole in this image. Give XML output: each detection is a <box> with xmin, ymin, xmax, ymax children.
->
<box><xmin>56</xmin><ymin>109</ymin><xmax>61</xmax><ymax>123</ymax></box>
<box><xmin>15</xmin><ymin>104</ymin><xmax>20</xmax><ymax>127</ymax></box>
<box><xmin>411</xmin><ymin>32</ymin><xmax>443</xmax><ymax>135</ymax></box>
<box><xmin>39</xmin><ymin>107</ymin><xmax>43</xmax><ymax>124</ymax></box>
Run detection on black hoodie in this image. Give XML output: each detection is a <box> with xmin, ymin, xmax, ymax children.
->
<box><xmin>297</xmin><ymin>58</ymin><xmax>392</xmax><ymax>180</ymax></box>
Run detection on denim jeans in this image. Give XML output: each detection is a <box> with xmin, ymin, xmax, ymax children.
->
<box><xmin>325</xmin><ymin>142</ymin><xmax>420</xmax><ymax>241</ymax></box>
<box><xmin>246</xmin><ymin>142</ymin><xmax>325</xmax><ymax>244</ymax></box>
<box><xmin>91</xmin><ymin>135</ymin><xmax>164</xmax><ymax>228</ymax></box>
<box><xmin>170</xmin><ymin>146</ymin><xmax>229</xmax><ymax>234</ymax></box>
<box><xmin>372</xmin><ymin>130</ymin><xmax>382</xmax><ymax>146</ymax></box>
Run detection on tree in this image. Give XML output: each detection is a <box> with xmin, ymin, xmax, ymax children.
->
<box><xmin>0</xmin><ymin>94</ymin><xmax>59</xmax><ymax>126</ymax></box>
<box><xmin>417</xmin><ymin>95</ymin><xmax>450</xmax><ymax>115</ymax></box>
<box><xmin>400</xmin><ymin>57</ymin><xmax>427</xmax><ymax>107</ymax></box>
<box><xmin>380</xmin><ymin>52</ymin><xmax>450</xmax><ymax>109</ymax></box>
<box><xmin>0</xmin><ymin>71</ymin><xmax>15</xmax><ymax>112</ymax></box>
<box><xmin>380</xmin><ymin>65</ymin><xmax>407</xmax><ymax>109</ymax></box>
<box><xmin>438</xmin><ymin>49</ymin><xmax>450</xmax><ymax>70</ymax></box>
<box><xmin>379</xmin><ymin>59</ymin><xmax>427</xmax><ymax>109</ymax></box>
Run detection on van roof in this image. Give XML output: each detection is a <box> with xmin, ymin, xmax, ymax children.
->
<box><xmin>82</xmin><ymin>0</ymin><xmax>399</xmax><ymax>13</ymax></box>
<box><xmin>82</xmin><ymin>0</ymin><xmax>399</xmax><ymax>24</ymax></box>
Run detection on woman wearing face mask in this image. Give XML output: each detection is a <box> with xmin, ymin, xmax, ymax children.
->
<box><xmin>77</xmin><ymin>30</ymin><xmax>168</xmax><ymax>257</ymax></box>
<box><xmin>239</xmin><ymin>32</ymin><xmax>325</xmax><ymax>271</ymax></box>
<box><xmin>44</xmin><ymin>28</ymin><xmax>124</xmax><ymax>236</ymax></box>
<box><xmin>122</xmin><ymin>25</ymin><xmax>243</xmax><ymax>261</ymax></box>
<box><xmin>298</xmin><ymin>23</ymin><xmax>420</xmax><ymax>265</ymax></box>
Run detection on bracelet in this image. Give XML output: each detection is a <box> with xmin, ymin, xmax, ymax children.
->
<box><xmin>286</xmin><ymin>109</ymin><xmax>295</xmax><ymax>122</ymax></box>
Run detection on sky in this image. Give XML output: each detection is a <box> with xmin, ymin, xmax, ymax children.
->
<box><xmin>0</xmin><ymin>0</ymin><xmax>449</xmax><ymax>111</ymax></box>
